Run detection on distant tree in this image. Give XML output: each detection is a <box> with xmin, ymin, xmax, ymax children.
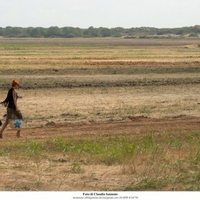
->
<box><xmin>4</xmin><ymin>26</ymin><xmax>21</xmax><ymax>37</ymax></box>
<box><xmin>60</xmin><ymin>27</ymin><xmax>82</xmax><ymax>37</ymax></box>
<box><xmin>99</xmin><ymin>27</ymin><xmax>111</xmax><ymax>37</ymax></box>
<box><xmin>29</xmin><ymin>28</ymin><xmax>41</xmax><ymax>37</ymax></box>
<box><xmin>0</xmin><ymin>27</ymin><xmax>3</xmax><ymax>36</ymax></box>
<box><xmin>61</xmin><ymin>27</ymin><xmax>74</xmax><ymax>37</ymax></box>
<box><xmin>72</xmin><ymin>27</ymin><xmax>83</xmax><ymax>37</ymax></box>
<box><xmin>110</xmin><ymin>27</ymin><xmax>124</xmax><ymax>37</ymax></box>
<box><xmin>46</xmin><ymin>26</ymin><xmax>61</xmax><ymax>37</ymax></box>
<box><xmin>0</xmin><ymin>25</ymin><xmax>200</xmax><ymax>38</ymax></box>
<box><xmin>83</xmin><ymin>26</ymin><xmax>99</xmax><ymax>37</ymax></box>
<box><xmin>189</xmin><ymin>33</ymin><xmax>199</xmax><ymax>37</ymax></box>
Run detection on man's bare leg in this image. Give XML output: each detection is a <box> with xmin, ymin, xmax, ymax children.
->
<box><xmin>0</xmin><ymin>119</ymin><xmax>9</xmax><ymax>139</ymax></box>
<box><xmin>16</xmin><ymin>129</ymin><xmax>20</xmax><ymax>138</ymax></box>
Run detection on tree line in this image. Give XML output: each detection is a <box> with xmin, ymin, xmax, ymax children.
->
<box><xmin>0</xmin><ymin>26</ymin><xmax>200</xmax><ymax>38</ymax></box>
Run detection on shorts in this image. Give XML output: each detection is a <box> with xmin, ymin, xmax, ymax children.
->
<box><xmin>7</xmin><ymin>108</ymin><xmax>23</xmax><ymax>120</ymax></box>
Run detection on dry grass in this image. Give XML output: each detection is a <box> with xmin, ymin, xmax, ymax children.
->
<box><xmin>0</xmin><ymin>37</ymin><xmax>200</xmax><ymax>191</ymax></box>
<box><xmin>0</xmin><ymin>38</ymin><xmax>200</xmax><ymax>70</ymax></box>
<box><xmin>1</xmin><ymin>85</ymin><xmax>200</xmax><ymax>128</ymax></box>
<box><xmin>0</xmin><ymin>130</ymin><xmax>200</xmax><ymax>191</ymax></box>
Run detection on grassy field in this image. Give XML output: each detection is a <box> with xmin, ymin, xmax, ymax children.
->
<box><xmin>0</xmin><ymin>129</ymin><xmax>200</xmax><ymax>191</ymax></box>
<box><xmin>0</xmin><ymin>38</ymin><xmax>200</xmax><ymax>71</ymax></box>
<box><xmin>0</xmin><ymin>85</ymin><xmax>200</xmax><ymax>128</ymax></box>
<box><xmin>0</xmin><ymin>37</ymin><xmax>200</xmax><ymax>191</ymax></box>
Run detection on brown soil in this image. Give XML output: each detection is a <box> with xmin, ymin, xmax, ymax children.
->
<box><xmin>0</xmin><ymin>116</ymin><xmax>199</xmax><ymax>191</ymax></box>
<box><xmin>2</xmin><ymin>115</ymin><xmax>200</xmax><ymax>140</ymax></box>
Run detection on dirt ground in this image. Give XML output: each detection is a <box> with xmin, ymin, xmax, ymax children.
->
<box><xmin>2</xmin><ymin>115</ymin><xmax>200</xmax><ymax>140</ymax></box>
<box><xmin>0</xmin><ymin>38</ymin><xmax>200</xmax><ymax>191</ymax></box>
<box><xmin>0</xmin><ymin>116</ymin><xmax>199</xmax><ymax>191</ymax></box>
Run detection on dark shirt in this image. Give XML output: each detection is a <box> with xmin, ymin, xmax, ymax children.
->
<box><xmin>6</xmin><ymin>88</ymin><xmax>17</xmax><ymax>110</ymax></box>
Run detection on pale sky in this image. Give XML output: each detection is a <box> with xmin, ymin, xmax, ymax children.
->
<box><xmin>0</xmin><ymin>0</ymin><xmax>200</xmax><ymax>28</ymax></box>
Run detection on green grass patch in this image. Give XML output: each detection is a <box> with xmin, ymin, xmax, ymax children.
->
<box><xmin>0</xmin><ymin>129</ymin><xmax>200</xmax><ymax>190</ymax></box>
<box><xmin>0</xmin><ymin>130</ymin><xmax>199</xmax><ymax>164</ymax></box>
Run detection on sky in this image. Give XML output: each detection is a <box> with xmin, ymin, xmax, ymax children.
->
<box><xmin>0</xmin><ymin>0</ymin><xmax>200</xmax><ymax>28</ymax></box>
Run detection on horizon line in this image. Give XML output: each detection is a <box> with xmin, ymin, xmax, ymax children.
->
<box><xmin>1</xmin><ymin>25</ymin><xmax>200</xmax><ymax>29</ymax></box>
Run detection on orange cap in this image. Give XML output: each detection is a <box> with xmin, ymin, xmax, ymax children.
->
<box><xmin>12</xmin><ymin>80</ymin><xmax>20</xmax><ymax>87</ymax></box>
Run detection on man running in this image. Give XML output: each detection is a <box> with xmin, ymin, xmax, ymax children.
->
<box><xmin>0</xmin><ymin>80</ymin><xmax>23</xmax><ymax>139</ymax></box>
